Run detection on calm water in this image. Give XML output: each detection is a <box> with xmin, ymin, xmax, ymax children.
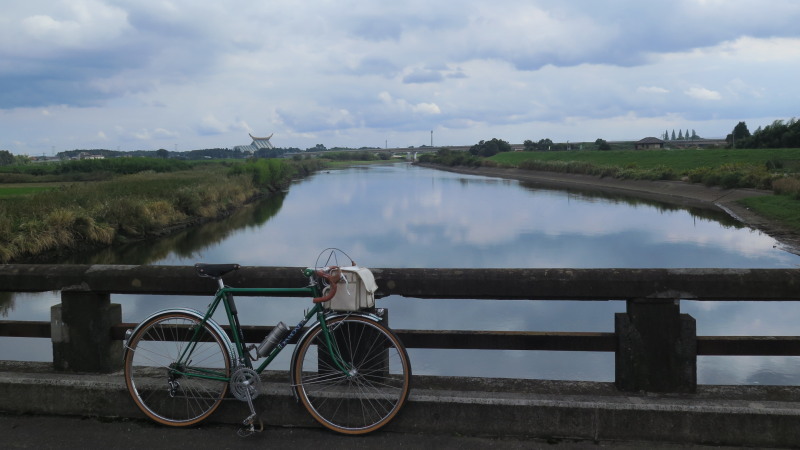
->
<box><xmin>3</xmin><ymin>163</ymin><xmax>800</xmax><ymax>384</ymax></box>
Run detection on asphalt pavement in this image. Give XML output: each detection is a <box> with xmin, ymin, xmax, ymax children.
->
<box><xmin>0</xmin><ymin>413</ymin><xmax>757</xmax><ymax>450</ymax></box>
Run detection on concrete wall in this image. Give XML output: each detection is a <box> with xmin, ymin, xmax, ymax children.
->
<box><xmin>1</xmin><ymin>361</ymin><xmax>799</xmax><ymax>447</ymax></box>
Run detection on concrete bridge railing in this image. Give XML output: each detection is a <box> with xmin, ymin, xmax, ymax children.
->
<box><xmin>2</xmin><ymin>265</ymin><xmax>800</xmax><ymax>394</ymax></box>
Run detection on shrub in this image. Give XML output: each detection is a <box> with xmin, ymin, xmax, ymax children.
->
<box><xmin>230</xmin><ymin>159</ymin><xmax>294</xmax><ymax>190</ymax></box>
<box><xmin>720</xmin><ymin>172</ymin><xmax>743</xmax><ymax>189</ymax></box>
<box><xmin>773</xmin><ymin>177</ymin><xmax>800</xmax><ymax>199</ymax></box>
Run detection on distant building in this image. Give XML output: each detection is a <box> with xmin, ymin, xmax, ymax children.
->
<box><xmin>635</xmin><ymin>137</ymin><xmax>665</xmax><ymax>150</ymax></box>
<box><xmin>234</xmin><ymin>133</ymin><xmax>275</xmax><ymax>153</ymax></box>
<box><xmin>30</xmin><ymin>156</ymin><xmax>60</xmax><ymax>163</ymax></box>
<box><xmin>78</xmin><ymin>152</ymin><xmax>104</xmax><ymax>160</ymax></box>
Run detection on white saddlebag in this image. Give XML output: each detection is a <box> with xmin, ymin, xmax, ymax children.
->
<box><xmin>324</xmin><ymin>266</ymin><xmax>377</xmax><ymax>311</ymax></box>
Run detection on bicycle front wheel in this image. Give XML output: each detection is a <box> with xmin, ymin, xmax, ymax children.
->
<box><xmin>292</xmin><ymin>315</ymin><xmax>411</xmax><ymax>434</ymax></box>
<box><xmin>124</xmin><ymin>312</ymin><xmax>231</xmax><ymax>426</ymax></box>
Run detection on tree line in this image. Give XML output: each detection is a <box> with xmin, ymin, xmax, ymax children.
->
<box><xmin>663</xmin><ymin>129</ymin><xmax>700</xmax><ymax>141</ymax></box>
<box><xmin>728</xmin><ymin>118</ymin><xmax>800</xmax><ymax>149</ymax></box>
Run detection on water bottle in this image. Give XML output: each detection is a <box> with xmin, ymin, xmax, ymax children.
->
<box><xmin>257</xmin><ymin>322</ymin><xmax>290</xmax><ymax>357</ymax></box>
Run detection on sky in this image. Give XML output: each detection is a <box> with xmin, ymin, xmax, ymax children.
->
<box><xmin>2</xmin><ymin>0</ymin><xmax>800</xmax><ymax>155</ymax></box>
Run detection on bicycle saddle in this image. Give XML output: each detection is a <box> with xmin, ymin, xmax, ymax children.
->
<box><xmin>195</xmin><ymin>263</ymin><xmax>241</xmax><ymax>278</ymax></box>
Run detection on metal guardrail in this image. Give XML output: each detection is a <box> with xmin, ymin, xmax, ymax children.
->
<box><xmin>2</xmin><ymin>265</ymin><xmax>800</xmax><ymax>393</ymax></box>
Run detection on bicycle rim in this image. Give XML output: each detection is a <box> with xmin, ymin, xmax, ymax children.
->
<box><xmin>293</xmin><ymin>316</ymin><xmax>411</xmax><ymax>434</ymax></box>
<box><xmin>124</xmin><ymin>312</ymin><xmax>231</xmax><ymax>426</ymax></box>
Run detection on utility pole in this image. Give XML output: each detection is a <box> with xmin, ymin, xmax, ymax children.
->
<box><xmin>431</xmin><ymin>130</ymin><xmax>433</xmax><ymax>147</ymax></box>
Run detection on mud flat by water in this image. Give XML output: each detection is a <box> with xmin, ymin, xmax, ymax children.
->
<box><xmin>419</xmin><ymin>163</ymin><xmax>800</xmax><ymax>256</ymax></box>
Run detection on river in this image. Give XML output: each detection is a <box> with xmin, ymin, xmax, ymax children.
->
<box><xmin>3</xmin><ymin>162</ymin><xmax>800</xmax><ymax>384</ymax></box>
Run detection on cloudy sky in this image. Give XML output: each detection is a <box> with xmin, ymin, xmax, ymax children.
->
<box><xmin>2</xmin><ymin>0</ymin><xmax>799</xmax><ymax>155</ymax></box>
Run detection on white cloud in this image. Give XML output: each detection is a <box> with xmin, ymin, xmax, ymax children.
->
<box><xmin>196</xmin><ymin>115</ymin><xmax>230</xmax><ymax>136</ymax></box>
<box><xmin>16</xmin><ymin>1</ymin><xmax>130</xmax><ymax>52</ymax></box>
<box><xmin>637</xmin><ymin>86</ymin><xmax>669</xmax><ymax>95</ymax></box>
<box><xmin>129</xmin><ymin>127</ymin><xmax>179</xmax><ymax>141</ymax></box>
<box><xmin>378</xmin><ymin>92</ymin><xmax>441</xmax><ymax>116</ymax></box>
<box><xmin>413</xmin><ymin>103</ymin><xmax>441</xmax><ymax>115</ymax></box>
<box><xmin>685</xmin><ymin>87</ymin><xmax>723</xmax><ymax>101</ymax></box>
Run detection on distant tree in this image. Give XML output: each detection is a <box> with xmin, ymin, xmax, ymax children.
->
<box><xmin>184</xmin><ymin>148</ymin><xmax>240</xmax><ymax>159</ymax></box>
<box><xmin>156</xmin><ymin>149</ymin><xmax>169</xmax><ymax>159</ymax></box>
<box><xmin>734</xmin><ymin>121</ymin><xmax>751</xmax><ymax>139</ymax></box>
<box><xmin>691</xmin><ymin>129</ymin><xmax>699</xmax><ymax>139</ymax></box>
<box><xmin>523</xmin><ymin>139</ymin><xmax>536</xmax><ymax>151</ymax></box>
<box><xmin>735</xmin><ymin>118</ymin><xmax>800</xmax><ymax>149</ymax></box>
<box><xmin>537</xmin><ymin>138</ymin><xmax>554</xmax><ymax>151</ymax></box>
<box><xmin>595</xmin><ymin>139</ymin><xmax>611</xmax><ymax>151</ymax></box>
<box><xmin>469</xmin><ymin>138</ymin><xmax>512</xmax><ymax>157</ymax></box>
<box><xmin>664</xmin><ymin>130</ymin><xmax>669</xmax><ymax>140</ymax></box>
<box><xmin>308</xmin><ymin>144</ymin><xmax>327</xmax><ymax>152</ymax></box>
<box><xmin>0</xmin><ymin>150</ymin><xmax>14</xmax><ymax>166</ymax></box>
<box><xmin>727</xmin><ymin>121</ymin><xmax>751</xmax><ymax>147</ymax></box>
<box><xmin>671</xmin><ymin>130</ymin><xmax>676</xmax><ymax>140</ymax></box>
<box><xmin>678</xmin><ymin>130</ymin><xmax>683</xmax><ymax>140</ymax></box>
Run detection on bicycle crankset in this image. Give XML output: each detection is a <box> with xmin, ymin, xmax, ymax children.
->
<box><xmin>230</xmin><ymin>367</ymin><xmax>264</xmax><ymax>437</ymax></box>
<box><xmin>230</xmin><ymin>367</ymin><xmax>261</xmax><ymax>401</ymax></box>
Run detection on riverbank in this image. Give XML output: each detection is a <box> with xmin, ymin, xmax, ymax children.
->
<box><xmin>419</xmin><ymin>163</ymin><xmax>800</xmax><ymax>255</ymax></box>
<box><xmin>1</xmin><ymin>158</ymin><xmax>323</xmax><ymax>264</ymax></box>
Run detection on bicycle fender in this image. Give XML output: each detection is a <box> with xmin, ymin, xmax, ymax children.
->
<box><xmin>122</xmin><ymin>308</ymin><xmax>234</xmax><ymax>364</ymax></box>
<box><xmin>288</xmin><ymin>311</ymin><xmax>383</xmax><ymax>402</ymax></box>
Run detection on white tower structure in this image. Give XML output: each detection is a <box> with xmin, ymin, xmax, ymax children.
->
<box><xmin>234</xmin><ymin>133</ymin><xmax>275</xmax><ymax>153</ymax></box>
<box><xmin>249</xmin><ymin>133</ymin><xmax>275</xmax><ymax>150</ymax></box>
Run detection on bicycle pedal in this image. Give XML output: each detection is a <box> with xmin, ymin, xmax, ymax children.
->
<box><xmin>236</xmin><ymin>426</ymin><xmax>255</xmax><ymax>438</ymax></box>
<box><xmin>236</xmin><ymin>417</ymin><xmax>264</xmax><ymax>437</ymax></box>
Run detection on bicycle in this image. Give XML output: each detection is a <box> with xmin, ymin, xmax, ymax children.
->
<box><xmin>122</xmin><ymin>250</ymin><xmax>411</xmax><ymax>435</ymax></box>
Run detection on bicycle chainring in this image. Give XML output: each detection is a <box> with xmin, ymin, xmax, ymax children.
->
<box><xmin>230</xmin><ymin>367</ymin><xmax>261</xmax><ymax>402</ymax></box>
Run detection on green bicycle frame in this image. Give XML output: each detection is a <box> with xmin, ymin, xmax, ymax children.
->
<box><xmin>173</xmin><ymin>278</ymin><xmax>352</xmax><ymax>381</ymax></box>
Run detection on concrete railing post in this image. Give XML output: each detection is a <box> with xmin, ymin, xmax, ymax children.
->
<box><xmin>51</xmin><ymin>290</ymin><xmax>122</xmax><ymax>373</ymax></box>
<box><xmin>615</xmin><ymin>298</ymin><xmax>696</xmax><ymax>393</ymax></box>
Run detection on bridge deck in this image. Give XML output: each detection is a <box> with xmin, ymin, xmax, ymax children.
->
<box><xmin>1</xmin><ymin>361</ymin><xmax>798</xmax><ymax>447</ymax></box>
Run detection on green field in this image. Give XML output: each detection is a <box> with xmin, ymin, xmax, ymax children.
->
<box><xmin>490</xmin><ymin>148</ymin><xmax>800</xmax><ymax>172</ymax></box>
<box><xmin>0</xmin><ymin>185</ymin><xmax>57</xmax><ymax>198</ymax></box>
<box><xmin>486</xmin><ymin>148</ymin><xmax>800</xmax><ymax>233</ymax></box>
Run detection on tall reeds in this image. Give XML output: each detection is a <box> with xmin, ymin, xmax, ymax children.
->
<box><xmin>0</xmin><ymin>159</ymin><xmax>311</xmax><ymax>263</ymax></box>
<box><xmin>772</xmin><ymin>177</ymin><xmax>800</xmax><ymax>199</ymax></box>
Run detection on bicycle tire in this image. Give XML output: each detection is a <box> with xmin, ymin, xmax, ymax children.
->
<box><xmin>124</xmin><ymin>312</ymin><xmax>231</xmax><ymax>426</ymax></box>
<box><xmin>292</xmin><ymin>315</ymin><xmax>411</xmax><ymax>434</ymax></box>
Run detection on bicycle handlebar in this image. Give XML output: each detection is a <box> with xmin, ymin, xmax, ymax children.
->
<box><xmin>312</xmin><ymin>266</ymin><xmax>342</xmax><ymax>303</ymax></box>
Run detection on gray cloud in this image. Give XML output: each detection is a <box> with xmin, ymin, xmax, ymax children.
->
<box><xmin>402</xmin><ymin>68</ymin><xmax>445</xmax><ymax>84</ymax></box>
<box><xmin>2</xmin><ymin>0</ymin><xmax>800</xmax><ymax>153</ymax></box>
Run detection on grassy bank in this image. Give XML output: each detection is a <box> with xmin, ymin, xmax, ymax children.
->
<box><xmin>422</xmin><ymin>147</ymin><xmax>800</xmax><ymax>232</ymax></box>
<box><xmin>0</xmin><ymin>157</ymin><xmax>323</xmax><ymax>263</ymax></box>
<box><xmin>489</xmin><ymin>148</ymin><xmax>800</xmax><ymax>190</ymax></box>
<box><xmin>739</xmin><ymin>195</ymin><xmax>800</xmax><ymax>232</ymax></box>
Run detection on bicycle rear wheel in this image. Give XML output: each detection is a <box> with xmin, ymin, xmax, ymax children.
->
<box><xmin>124</xmin><ymin>312</ymin><xmax>231</xmax><ymax>426</ymax></box>
<box><xmin>292</xmin><ymin>315</ymin><xmax>411</xmax><ymax>434</ymax></box>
